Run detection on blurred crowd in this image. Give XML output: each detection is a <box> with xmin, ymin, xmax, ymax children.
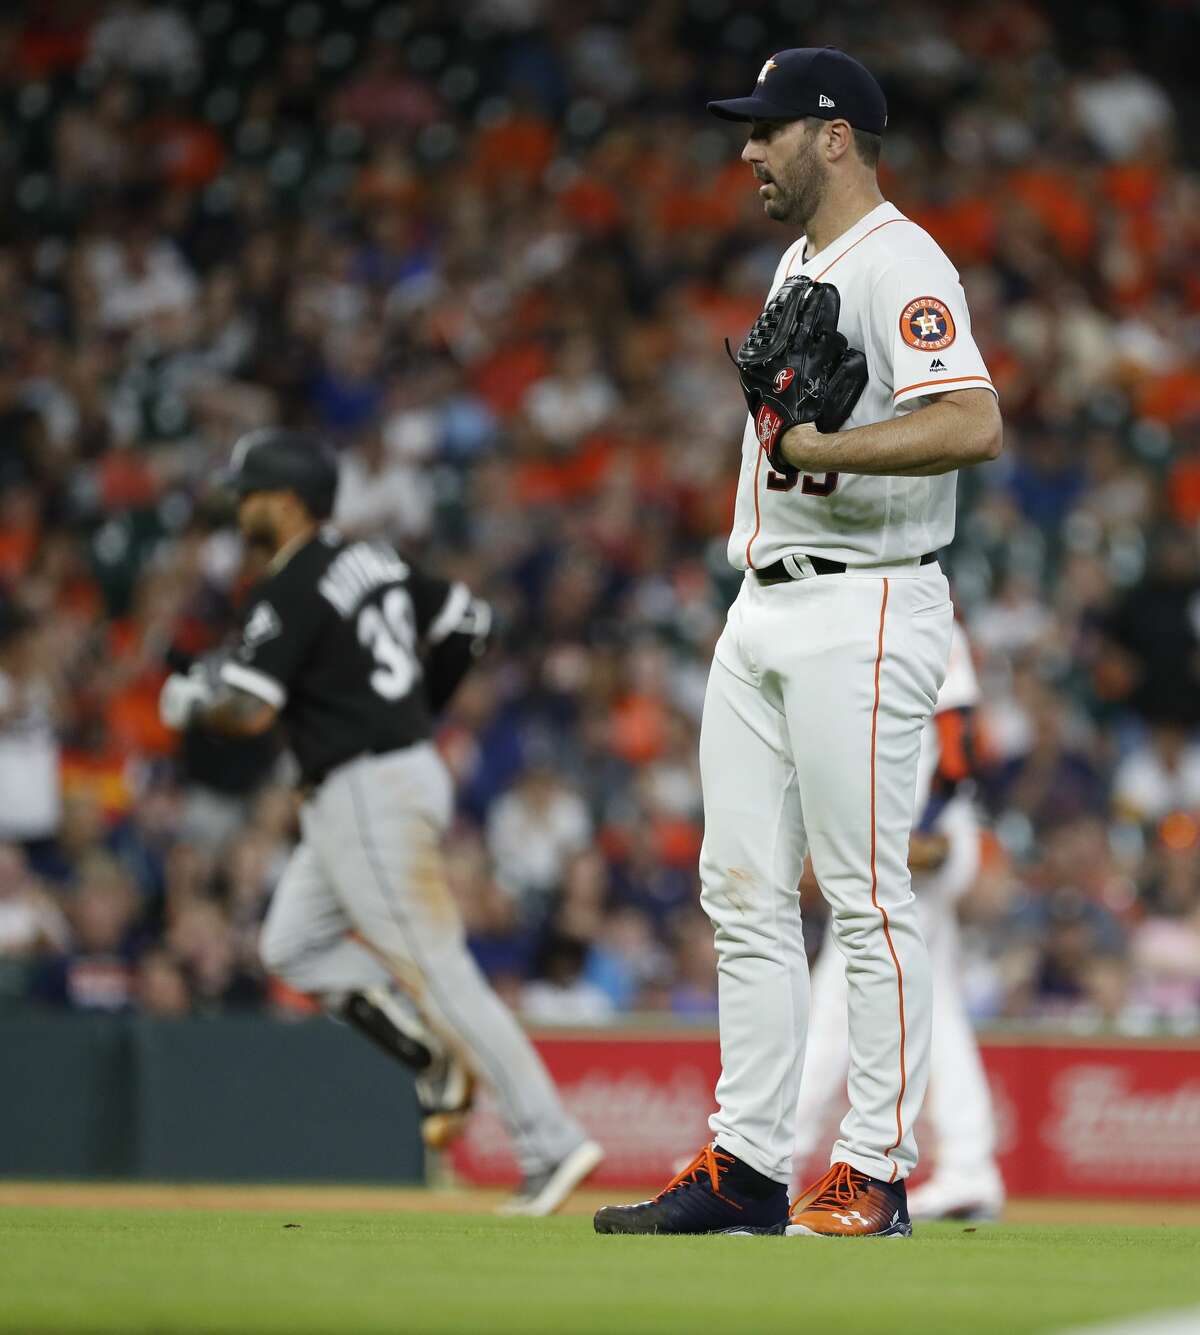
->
<box><xmin>1</xmin><ymin>0</ymin><xmax>1199</xmax><ymax>1033</ymax></box>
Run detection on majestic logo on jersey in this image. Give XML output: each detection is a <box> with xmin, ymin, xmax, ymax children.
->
<box><xmin>243</xmin><ymin>601</ymin><xmax>282</xmax><ymax>647</ymax></box>
<box><xmin>818</xmin><ymin>94</ymin><xmax>835</xmax><ymax>108</ymax></box>
<box><xmin>755</xmin><ymin>403</ymin><xmax>785</xmax><ymax>454</ymax></box>
<box><xmin>773</xmin><ymin>367</ymin><xmax>795</xmax><ymax>393</ymax></box>
<box><xmin>928</xmin><ymin>357</ymin><xmax>947</xmax><ymax>372</ymax></box>
<box><xmin>756</xmin><ymin>57</ymin><xmax>777</xmax><ymax>84</ymax></box>
<box><xmin>900</xmin><ymin>297</ymin><xmax>956</xmax><ymax>351</ymax></box>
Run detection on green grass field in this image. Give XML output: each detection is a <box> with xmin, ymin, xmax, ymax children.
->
<box><xmin>3</xmin><ymin>1197</ymin><xmax>1200</xmax><ymax>1335</ymax></box>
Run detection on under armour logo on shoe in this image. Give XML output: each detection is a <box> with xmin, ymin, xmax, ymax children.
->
<box><xmin>818</xmin><ymin>94</ymin><xmax>835</xmax><ymax>108</ymax></box>
<box><xmin>832</xmin><ymin>1210</ymin><xmax>869</xmax><ymax>1227</ymax></box>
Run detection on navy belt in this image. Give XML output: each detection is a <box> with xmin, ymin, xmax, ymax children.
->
<box><xmin>754</xmin><ymin>551</ymin><xmax>938</xmax><ymax>585</ymax></box>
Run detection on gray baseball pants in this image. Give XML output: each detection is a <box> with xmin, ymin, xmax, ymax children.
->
<box><xmin>259</xmin><ymin>744</ymin><xmax>584</xmax><ymax>1175</ymax></box>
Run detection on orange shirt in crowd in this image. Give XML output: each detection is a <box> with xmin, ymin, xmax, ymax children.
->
<box><xmin>513</xmin><ymin>435</ymin><xmax>616</xmax><ymax>507</ymax></box>
<box><xmin>471</xmin><ymin>113</ymin><xmax>556</xmax><ymax>188</ymax></box>
<box><xmin>473</xmin><ymin>342</ymin><xmax>550</xmax><ymax>418</ymax></box>
<box><xmin>60</xmin><ymin>746</ymin><xmax>133</xmax><ymax>822</ymax></box>
<box><xmin>1167</xmin><ymin>452</ymin><xmax>1200</xmax><ymax>525</ymax></box>
<box><xmin>142</xmin><ymin>115</ymin><xmax>226</xmax><ymax>190</ymax></box>
<box><xmin>105</xmin><ymin>621</ymin><xmax>173</xmax><ymax>759</ymax></box>
<box><xmin>1007</xmin><ymin>165</ymin><xmax>1094</xmax><ymax>261</ymax></box>
<box><xmin>609</xmin><ymin>692</ymin><xmax>668</xmax><ymax>766</ymax></box>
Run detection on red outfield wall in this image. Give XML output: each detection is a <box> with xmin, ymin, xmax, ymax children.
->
<box><xmin>449</xmin><ymin>1032</ymin><xmax>1200</xmax><ymax>1197</ymax></box>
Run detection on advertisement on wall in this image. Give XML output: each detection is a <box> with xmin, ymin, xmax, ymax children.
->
<box><xmin>983</xmin><ymin>1041</ymin><xmax>1200</xmax><ymax>1196</ymax></box>
<box><xmin>449</xmin><ymin>1032</ymin><xmax>1200</xmax><ymax>1198</ymax></box>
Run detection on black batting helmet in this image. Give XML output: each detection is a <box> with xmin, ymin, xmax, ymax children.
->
<box><xmin>224</xmin><ymin>428</ymin><xmax>339</xmax><ymax>520</ymax></box>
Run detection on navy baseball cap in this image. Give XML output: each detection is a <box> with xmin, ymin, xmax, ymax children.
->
<box><xmin>707</xmin><ymin>47</ymin><xmax>887</xmax><ymax>135</ymax></box>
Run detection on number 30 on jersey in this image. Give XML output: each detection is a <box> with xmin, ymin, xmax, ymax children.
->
<box><xmin>358</xmin><ymin>588</ymin><xmax>420</xmax><ymax>700</ymax></box>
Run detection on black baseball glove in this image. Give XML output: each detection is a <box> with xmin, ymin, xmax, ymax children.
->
<box><xmin>728</xmin><ymin>276</ymin><xmax>868</xmax><ymax>476</ymax></box>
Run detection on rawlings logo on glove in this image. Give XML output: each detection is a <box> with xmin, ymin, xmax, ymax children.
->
<box><xmin>756</xmin><ymin>404</ymin><xmax>785</xmax><ymax>453</ymax></box>
<box><xmin>728</xmin><ymin>276</ymin><xmax>869</xmax><ymax>476</ymax></box>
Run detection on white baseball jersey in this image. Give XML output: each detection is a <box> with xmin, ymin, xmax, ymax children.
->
<box><xmin>730</xmin><ymin>201</ymin><xmax>996</xmax><ymax>570</ymax></box>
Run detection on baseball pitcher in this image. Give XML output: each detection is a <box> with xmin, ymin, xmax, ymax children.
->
<box><xmin>596</xmin><ymin>47</ymin><xmax>1000</xmax><ymax>1237</ymax></box>
<box><xmin>159</xmin><ymin>430</ymin><xmax>602</xmax><ymax>1215</ymax></box>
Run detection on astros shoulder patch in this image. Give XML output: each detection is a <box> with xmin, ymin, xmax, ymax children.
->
<box><xmin>900</xmin><ymin>296</ymin><xmax>956</xmax><ymax>351</ymax></box>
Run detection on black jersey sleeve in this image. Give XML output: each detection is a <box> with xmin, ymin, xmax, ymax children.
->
<box><xmin>406</xmin><ymin>567</ymin><xmax>484</xmax><ymax>646</ymax></box>
<box><xmin>406</xmin><ymin>564</ymin><xmax>493</xmax><ymax>713</ymax></box>
<box><xmin>219</xmin><ymin>568</ymin><xmax>327</xmax><ymax>710</ymax></box>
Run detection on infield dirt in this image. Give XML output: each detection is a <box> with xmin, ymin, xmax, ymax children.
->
<box><xmin>2</xmin><ymin>1179</ymin><xmax>1200</xmax><ymax>1227</ymax></box>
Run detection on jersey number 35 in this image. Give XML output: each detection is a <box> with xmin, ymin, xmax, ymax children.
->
<box><xmin>767</xmin><ymin>469</ymin><xmax>840</xmax><ymax>496</ymax></box>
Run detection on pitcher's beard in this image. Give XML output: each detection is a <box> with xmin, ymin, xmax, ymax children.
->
<box><xmin>762</xmin><ymin>144</ymin><xmax>828</xmax><ymax>229</ymax></box>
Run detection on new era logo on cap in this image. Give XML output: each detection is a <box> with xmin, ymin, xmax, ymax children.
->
<box><xmin>819</xmin><ymin>94</ymin><xmax>835</xmax><ymax>107</ymax></box>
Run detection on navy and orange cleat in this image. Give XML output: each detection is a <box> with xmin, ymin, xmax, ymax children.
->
<box><xmin>594</xmin><ymin>1144</ymin><xmax>788</xmax><ymax>1235</ymax></box>
<box><xmin>786</xmin><ymin>1162</ymin><xmax>912</xmax><ymax>1238</ymax></box>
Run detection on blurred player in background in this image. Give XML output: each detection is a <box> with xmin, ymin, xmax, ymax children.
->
<box><xmin>158</xmin><ymin>429</ymin><xmax>603</xmax><ymax>1215</ymax></box>
<box><xmin>793</xmin><ymin>620</ymin><xmax>1005</xmax><ymax>1220</ymax></box>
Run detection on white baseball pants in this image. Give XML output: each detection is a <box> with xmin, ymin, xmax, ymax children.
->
<box><xmin>794</xmin><ymin>797</ymin><xmax>1002</xmax><ymax>1190</ymax></box>
<box><xmin>701</xmin><ymin>565</ymin><xmax>952</xmax><ymax>1184</ymax></box>
<box><xmin>259</xmin><ymin>744</ymin><xmax>585</xmax><ymax>1175</ymax></box>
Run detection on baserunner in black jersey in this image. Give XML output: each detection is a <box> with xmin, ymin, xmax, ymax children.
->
<box><xmin>158</xmin><ymin>428</ymin><xmax>602</xmax><ymax>1214</ymax></box>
